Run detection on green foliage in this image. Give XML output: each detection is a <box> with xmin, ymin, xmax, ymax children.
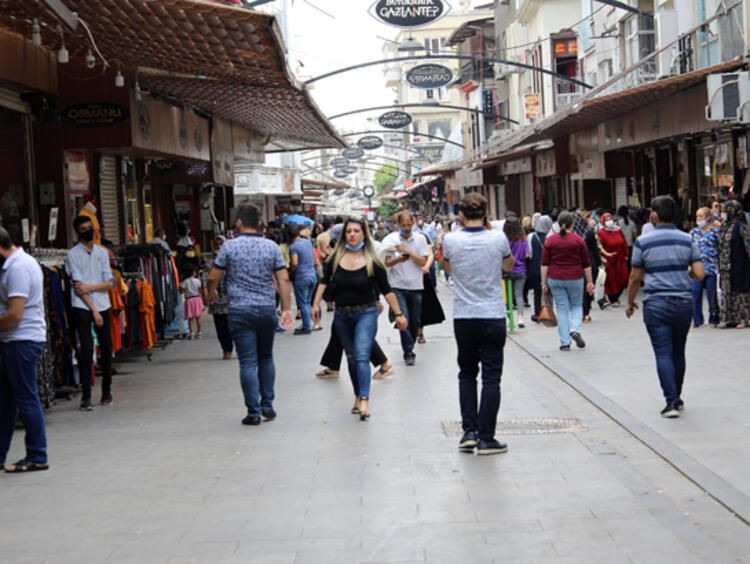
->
<box><xmin>373</xmin><ymin>163</ymin><xmax>400</xmax><ymax>218</ymax></box>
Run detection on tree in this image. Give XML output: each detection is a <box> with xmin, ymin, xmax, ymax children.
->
<box><xmin>374</xmin><ymin>164</ymin><xmax>400</xmax><ymax>219</ymax></box>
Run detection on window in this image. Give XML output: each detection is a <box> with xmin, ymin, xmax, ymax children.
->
<box><xmin>428</xmin><ymin>119</ymin><xmax>451</xmax><ymax>139</ymax></box>
<box><xmin>423</xmin><ymin>38</ymin><xmax>442</xmax><ymax>55</ymax></box>
<box><xmin>623</xmin><ymin>14</ymin><xmax>655</xmax><ymax>69</ymax></box>
<box><xmin>426</xmin><ymin>89</ymin><xmax>435</xmax><ymax>100</ymax></box>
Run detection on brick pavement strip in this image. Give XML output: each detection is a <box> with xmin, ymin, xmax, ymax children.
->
<box><xmin>0</xmin><ymin>283</ymin><xmax>748</xmax><ymax>563</ymax></box>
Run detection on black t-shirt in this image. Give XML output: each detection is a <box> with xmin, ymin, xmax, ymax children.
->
<box><xmin>323</xmin><ymin>263</ymin><xmax>391</xmax><ymax>307</ymax></box>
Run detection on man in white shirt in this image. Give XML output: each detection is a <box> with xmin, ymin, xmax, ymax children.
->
<box><xmin>67</xmin><ymin>216</ymin><xmax>115</xmax><ymax>411</ymax></box>
<box><xmin>0</xmin><ymin>227</ymin><xmax>49</xmax><ymax>473</ymax></box>
<box><xmin>382</xmin><ymin>211</ymin><xmax>429</xmax><ymax>366</ymax></box>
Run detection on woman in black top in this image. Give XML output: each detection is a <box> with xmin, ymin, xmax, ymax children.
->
<box><xmin>313</xmin><ymin>218</ymin><xmax>407</xmax><ymax>420</ymax></box>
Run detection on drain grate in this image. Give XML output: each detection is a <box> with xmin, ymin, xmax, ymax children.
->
<box><xmin>441</xmin><ymin>417</ymin><xmax>585</xmax><ymax>437</ymax></box>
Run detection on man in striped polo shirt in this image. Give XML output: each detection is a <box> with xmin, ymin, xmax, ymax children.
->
<box><xmin>626</xmin><ymin>196</ymin><xmax>705</xmax><ymax>418</ymax></box>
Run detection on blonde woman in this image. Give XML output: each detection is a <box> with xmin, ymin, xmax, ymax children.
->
<box><xmin>312</xmin><ymin>218</ymin><xmax>407</xmax><ymax>420</ymax></box>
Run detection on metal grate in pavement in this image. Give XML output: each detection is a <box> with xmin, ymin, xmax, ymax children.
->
<box><xmin>441</xmin><ymin>418</ymin><xmax>586</xmax><ymax>437</ymax></box>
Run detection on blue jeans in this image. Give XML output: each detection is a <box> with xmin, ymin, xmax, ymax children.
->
<box><xmin>228</xmin><ymin>305</ymin><xmax>277</xmax><ymax>416</ymax></box>
<box><xmin>691</xmin><ymin>273</ymin><xmax>718</xmax><ymax>326</ymax></box>
<box><xmin>333</xmin><ymin>307</ymin><xmax>378</xmax><ymax>399</ymax></box>
<box><xmin>643</xmin><ymin>297</ymin><xmax>692</xmax><ymax>404</ymax></box>
<box><xmin>548</xmin><ymin>278</ymin><xmax>584</xmax><ymax>346</ymax></box>
<box><xmin>0</xmin><ymin>341</ymin><xmax>47</xmax><ymax>464</ymax></box>
<box><xmin>393</xmin><ymin>289</ymin><xmax>423</xmax><ymax>357</ymax></box>
<box><xmin>293</xmin><ymin>276</ymin><xmax>317</xmax><ymax>331</ymax></box>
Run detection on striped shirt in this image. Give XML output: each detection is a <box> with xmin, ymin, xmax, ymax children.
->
<box><xmin>631</xmin><ymin>225</ymin><xmax>701</xmax><ymax>302</ymax></box>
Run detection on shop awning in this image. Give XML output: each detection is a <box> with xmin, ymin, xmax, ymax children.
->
<box><xmin>446</xmin><ymin>17</ymin><xmax>493</xmax><ymax>47</ymax></box>
<box><xmin>0</xmin><ymin>0</ymin><xmax>345</xmax><ymax>151</ymax></box>
<box><xmin>516</xmin><ymin>58</ymin><xmax>746</xmax><ymax>148</ymax></box>
<box><xmin>472</xmin><ymin>142</ymin><xmax>550</xmax><ymax>170</ymax></box>
<box><xmin>302</xmin><ymin>178</ymin><xmax>352</xmax><ymax>191</ymax></box>
<box><xmin>408</xmin><ymin>175</ymin><xmax>440</xmax><ymax>191</ymax></box>
<box><xmin>412</xmin><ymin>160</ymin><xmax>465</xmax><ymax>177</ymax></box>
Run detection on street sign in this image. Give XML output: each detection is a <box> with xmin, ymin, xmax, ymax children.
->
<box><xmin>379</xmin><ymin>110</ymin><xmax>413</xmax><ymax>129</ymax></box>
<box><xmin>363</xmin><ymin>185</ymin><xmax>375</xmax><ymax>198</ymax></box>
<box><xmin>330</xmin><ymin>157</ymin><xmax>349</xmax><ymax>168</ymax></box>
<box><xmin>406</xmin><ymin>64</ymin><xmax>453</xmax><ymax>89</ymax></box>
<box><xmin>369</xmin><ymin>0</ymin><xmax>451</xmax><ymax>28</ymax></box>
<box><xmin>342</xmin><ymin>147</ymin><xmax>365</xmax><ymax>160</ymax></box>
<box><xmin>357</xmin><ymin>135</ymin><xmax>384</xmax><ymax>150</ymax></box>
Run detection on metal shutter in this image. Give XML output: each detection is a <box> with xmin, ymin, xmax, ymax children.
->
<box><xmin>99</xmin><ymin>156</ymin><xmax>121</xmax><ymax>245</ymax></box>
<box><xmin>0</xmin><ymin>88</ymin><xmax>28</xmax><ymax>113</ymax></box>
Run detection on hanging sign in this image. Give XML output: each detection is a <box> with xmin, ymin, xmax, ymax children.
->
<box><xmin>330</xmin><ymin>157</ymin><xmax>350</xmax><ymax>168</ymax></box>
<box><xmin>340</xmin><ymin>166</ymin><xmax>358</xmax><ymax>175</ymax></box>
<box><xmin>379</xmin><ymin>110</ymin><xmax>413</xmax><ymax>129</ymax></box>
<box><xmin>334</xmin><ymin>170</ymin><xmax>351</xmax><ymax>179</ymax></box>
<box><xmin>363</xmin><ymin>185</ymin><xmax>375</xmax><ymax>198</ymax></box>
<box><xmin>358</xmin><ymin>135</ymin><xmax>384</xmax><ymax>150</ymax></box>
<box><xmin>406</xmin><ymin>64</ymin><xmax>453</xmax><ymax>89</ymax></box>
<box><xmin>61</xmin><ymin>103</ymin><xmax>130</xmax><ymax>127</ymax></box>
<box><xmin>523</xmin><ymin>93</ymin><xmax>540</xmax><ymax>120</ymax></box>
<box><xmin>342</xmin><ymin>147</ymin><xmax>365</xmax><ymax>160</ymax></box>
<box><xmin>369</xmin><ymin>0</ymin><xmax>451</xmax><ymax>28</ymax></box>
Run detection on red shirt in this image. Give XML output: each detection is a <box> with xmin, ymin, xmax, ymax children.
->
<box><xmin>541</xmin><ymin>232</ymin><xmax>590</xmax><ymax>280</ymax></box>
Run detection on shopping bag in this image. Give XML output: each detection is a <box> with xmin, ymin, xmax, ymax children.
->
<box><xmin>594</xmin><ymin>267</ymin><xmax>607</xmax><ymax>302</ymax></box>
<box><xmin>538</xmin><ymin>294</ymin><xmax>557</xmax><ymax>327</ymax></box>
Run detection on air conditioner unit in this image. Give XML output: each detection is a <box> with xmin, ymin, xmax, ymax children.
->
<box><xmin>705</xmin><ymin>72</ymin><xmax>750</xmax><ymax>122</ymax></box>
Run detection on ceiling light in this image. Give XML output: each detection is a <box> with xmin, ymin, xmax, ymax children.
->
<box><xmin>31</xmin><ymin>19</ymin><xmax>42</xmax><ymax>47</ymax></box>
<box><xmin>135</xmin><ymin>81</ymin><xmax>142</xmax><ymax>101</ymax></box>
<box><xmin>397</xmin><ymin>37</ymin><xmax>424</xmax><ymax>53</ymax></box>
<box><xmin>85</xmin><ymin>49</ymin><xmax>96</xmax><ymax>69</ymax></box>
<box><xmin>57</xmin><ymin>42</ymin><xmax>69</xmax><ymax>64</ymax></box>
<box><xmin>115</xmin><ymin>70</ymin><xmax>125</xmax><ymax>88</ymax></box>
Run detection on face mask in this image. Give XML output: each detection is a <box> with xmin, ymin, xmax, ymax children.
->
<box><xmin>399</xmin><ymin>228</ymin><xmax>411</xmax><ymax>239</ymax></box>
<box><xmin>605</xmin><ymin>220</ymin><xmax>615</xmax><ymax>229</ymax></box>
<box><xmin>721</xmin><ymin>212</ymin><xmax>728</xmax><ymax>221</ymax></box>
<box><xmin>79</xmin><ymin>229</ymin><xmax>95</xmax><ymax>243</ymax></box>
<box><xmin>345</xmin><ymin>241</ymin><xmax>365</xmax><ymax>252</ymax></box>
<box><xmin>697</xmin><ymin>220</ymin><xmax>707</xmax><ymax>229</ymax></box>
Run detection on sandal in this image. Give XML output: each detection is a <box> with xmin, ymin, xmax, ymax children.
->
<box><xmin>417</xmin><ymin>336</ymin><xmax>426</xmax><ymax>344</ymax></box>
<box><xmin>351</xmin><ymin>398</ymin><xmax>361</xmax><ymax>415</ymax></box>
<box><xmin>4</xmin><ymin>459</ymin><xmax>49</xmax><ymax>473</ymax></box>
<box><xmin>373</xmin><ymin>364</ymin><xmax>394</xmax><ymax>380</ymax></box>
<box><xmin>315</xmin><ymin>368</ymin><xmax>339</xmax><ymax>379</ymax></box>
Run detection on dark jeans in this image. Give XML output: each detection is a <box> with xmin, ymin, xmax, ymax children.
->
<box><xmin>293</xmin><ymin>276</ymin><xmax>317</xmax><ymax>331</ymax></box>
<box><xmin>393</xmin><ymin>288</ymin><xmax>422</xmax><ymax>357</ymax></box>
<box><xmin>583</xmin><ymin>267</ymin><xmax>599</xmax><ymax>317</ymax></box>
<box><xmin>643</xmin><ymin>297</ymin><xmax>692</xmax><ymax>404</ymax></box>
<box><xmin>0</xmin><ymin>341</ymin><xmax>47</xmax><ymax>464</ymax></box>
<box><xmin>333</xmin><ymin>307</ymin><xmax>378</xmax><ymax>399</ymax></box>
<box><xmin>72</xmin><ymin>308</ymin><xmax>113</xmax><ymax>400</ymax></box>
<box><xmin>228</xmin><ymin>305</ymin><xmax>277</xmax><ymax>416</ymax></box>
<box><xmin>691</xmin><ymin>273</ymin><xmax>718</xmax><ymax>326</ymax></box>
<box><xmin>454</xmin><ymin>318</ymin><xmax>507</xmax><ymax>441</ymax></box>
<box><xmin>213</xmin><ymin>314</ymin><xmax>233</xmax><ymax>354</ymax></box>
<box><xmin>320</xmin><ymin>324</ymin><xmax>387</xmax><ymax>370</ymax></box>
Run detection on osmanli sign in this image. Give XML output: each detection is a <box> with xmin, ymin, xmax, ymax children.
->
<box><xmin>369</xmin><ymin>0</ymin><xmax>451</xmax><ymax>28</ymax></box>
<box><xmin>406</xmin><ymin>64</ymin><xmax>453</xmax><ymax>89</ymax></box>
<box><xmin>378</xmin><ymin>110</ymin><xmax>413</xmax><ymax>129</ymax></box>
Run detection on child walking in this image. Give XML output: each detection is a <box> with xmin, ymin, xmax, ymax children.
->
<box><xmin>180</xmin><ymin>266</ymin><xmax>204</xmax><ymax>339</ymax></box>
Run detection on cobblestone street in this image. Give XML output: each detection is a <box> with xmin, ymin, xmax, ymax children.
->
<box><xmin>1</xmin><ymin>284</ymin><xmax>748</xmax><ymax>563</ymax></box>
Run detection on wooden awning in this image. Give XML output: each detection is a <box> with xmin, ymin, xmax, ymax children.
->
<box><xmin>0</xmin><ymin>0</ymin><xmax>345</xmax><ymax>150</ymax></box>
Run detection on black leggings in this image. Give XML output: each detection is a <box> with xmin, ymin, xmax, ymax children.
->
<box><xmin>72</xmin><ymin>308</ymin><xmax>113</xmax><ymax>400</ymax></box>
<box><xmin>213</xmin><ymin>314</ymin><xmax>233</xmax><ymax>354</ymax></box>
<box><xmin>320</xmin><ymin>324</ymin><xmax>387</xmax><ymax>370</ymax></box>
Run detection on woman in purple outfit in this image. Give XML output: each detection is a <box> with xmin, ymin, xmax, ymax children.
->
<box><xmin>503</xmin><ymin>218</ymin><xmax>531</xmax><ymax>327</ymax></box>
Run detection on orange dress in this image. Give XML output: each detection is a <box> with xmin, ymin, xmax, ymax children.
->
<box><xmin>138</xmin><ymin>280</ymin><xmax>157</xmax><ymax>350</ymax></box>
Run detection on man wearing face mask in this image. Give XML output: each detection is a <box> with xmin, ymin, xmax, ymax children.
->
<box><xmin>382</xmin><ymin>211</ymin><xmax>429</xmax><ymax>366</ymax></box>
<box><xmin>67</xmin><ymin>216</ymin><xmax>115</xmax><ymax>411</ymax></box>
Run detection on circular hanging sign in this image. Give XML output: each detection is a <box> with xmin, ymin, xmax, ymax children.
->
<box><xmin>369</xmin><ymin>0</ymin><xmax>451</xmax><ymax>28</ymax></box>
<box><xmin>334</xmin><ymin>169</ymin><xmax>352</xmax><ymax>179</ymax></box>
<box><xmin>363</xmin><ymin>185</ymin><xmax>375</xmax><ymax>198</ymax></box>
<box><xmin>406</xmin><ymin>64</ymin><xmax>453</xmax><ymax>89</ymax></box>
<box><xmin>379</xmin><ymin>110</ymin><xmax>413</xmax><ymax>129</ymax></box>
<box><xmin>342</xmin><ymin>147</ymin><xmax>365</xmax><ymax>160</ymax></box>
<box><xmin>357</xmin><ymin>135</ymin><xmax>384</xmax><ymax>150</ymax></box>
<box><xmin>330</xmin><ymin>157</ymin><xmax>349</xmax><ymax>168</ymax></box>
<box><xmin>340</xmin><ymin>166</ymin><xmax>358</xmax><ymax>175</ymax></box>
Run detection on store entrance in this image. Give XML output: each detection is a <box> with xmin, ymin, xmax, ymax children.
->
<box><xmin>0</xmin><ymin>106</ymin><xmax>31</xmax><ymax>245</ymax></box>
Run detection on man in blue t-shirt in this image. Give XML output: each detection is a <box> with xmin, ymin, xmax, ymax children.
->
<box><xmin>0</xmin><ymin>227</ymin><xmax>49</xmax><ymax>473</ymax></box>
<box><xmin>207</xmin><ymin>203</ymin><xmax>293</xmax><ymax>426</ymax></box>
<box><xmin>626</xmin><ymin>196</ymin><xmax>705</xmax><ymax>419</ymax></box>
<box><xmin>289</xmin><ymin>225</ymin><xmax>318</xmax><ymax>335</ymax></box>
<box><xmin>443</xmin><ymin>193</ymin><xmax>515</xmax><ymax>456</ymax></box>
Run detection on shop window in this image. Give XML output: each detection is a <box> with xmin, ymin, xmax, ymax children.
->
<box><xmin>0</xmin><ymin>107</ymin><xmax>30</xmax><ymax>246</ymax></box>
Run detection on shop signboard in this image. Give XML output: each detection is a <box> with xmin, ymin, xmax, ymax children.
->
<box><xmin>406</xmin><ymin>64</ymin><xmax>453</xmax><ymax>89</ymax></box>
<box><xmin>340</xmin><ymin>166</ymin><xmax>358</xmax><ymax>175</ymax></box>
<box><xmin>369</xmin><ymin>0</ymin><xmax>451</xmax><ymax>28</ymax></box>
<box><xmin>379</xmin><ymin>110</ymin><xmax>412</xmax><ymax>129</ymax></box>
<box><xmin>330</xmin><ymin>157</ymin><xmax>350</xmax><ymax>168</ymax></box>
<box><xmin>523</xmin><ymin>93</ymin><xmax>540</xmax><ymax>121</ymax></box>
<box><xmin>334</xmin><ymin>169</ymin><xmax>354</xmax><ymax>178</ymax></box>
<box><xmin>342</xmin><ymin>147</ymin><xmax>365</xmax><ymax>160</ymax></box>
<box><xmin>62</xmin><ymin>103</ymin><xmax>130</xmax><ymax>127</ymax></box>
<box><xmin>357</xmin><ymin>135</ymin><xmax>384</xmax><ymax>150</ymax></box>
<box><xmin>413</xmin><ymin>144</ymin><xmax>444</xmax><ymax>160</ymax></box>
<box><xmin>64</xmin><ymin>150</ymin><xmax>91</xmax><ymax>196</ymax></box>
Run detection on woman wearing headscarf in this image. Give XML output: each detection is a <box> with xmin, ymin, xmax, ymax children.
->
<box><xmin>527</xmin><ymin>215</ymin><xmax>552</xmax><ymax>322</ymax></box>
<box><xmin>597</xmin><ymin>212</ymin><xmax>629</xmax><ymax>307</ymax></box>
<box><xmin>717</xmin><ymin>200</ymin><xmax>750</xmax><ymax>328</ymax></box>
<box><xmin>581</xmin><ymin>211</ymin><xmax>603</xmax><ymax>323</ymax></box>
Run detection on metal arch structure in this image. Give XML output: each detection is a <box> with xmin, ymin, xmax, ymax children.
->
<box><xmin>381</xmin><ymin>143</ymin><xmax>433</xmax><ymax>160</ymax></box>
<box><xmin>301</xmin><ymin>163</ymin><xmax>410</xmax><ymax>177</ymax></box>
<box><xmin>304</xmin><ymin>55</ymin><xmax>593</xmax><ymax>89</ymax></box>
<box><xmin>328</xmin><ymin>103</ymin><xmax>518</xmax><ymax>124</ymax></box>
<box><xmin>342</xmin><ymin>130</ymin><xmax>464</xmax><ymax>148</ymax></box>
<box><xmin>302</xmin><ymin>154</ymin><xmax>422</xmax><ymax>168</ymax></box>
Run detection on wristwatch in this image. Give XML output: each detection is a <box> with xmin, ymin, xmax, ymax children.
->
<box><xmin>393</xmin><ymin>311</ymin><xmax>404</xmax><ymax>317</ymax></box>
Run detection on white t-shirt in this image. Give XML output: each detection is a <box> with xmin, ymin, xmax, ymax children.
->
<box><xmin>442</xmin><ymin>228</ymin><xmax>512</xmax><ymax>320</ymax></box>
<box><xmin>0</xmin><ymin>249</ymin><xmax>46</xmax><ymax>342</ymax></box>
<box><xmin>180</xmin><ymin>277</ymin><xmax>202</xmax><ymax>298</ymax></box>
<box><xmin>382</xmin><ymin>230</ymin><xmax>429</xmax><ymax>291</ymax></box>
